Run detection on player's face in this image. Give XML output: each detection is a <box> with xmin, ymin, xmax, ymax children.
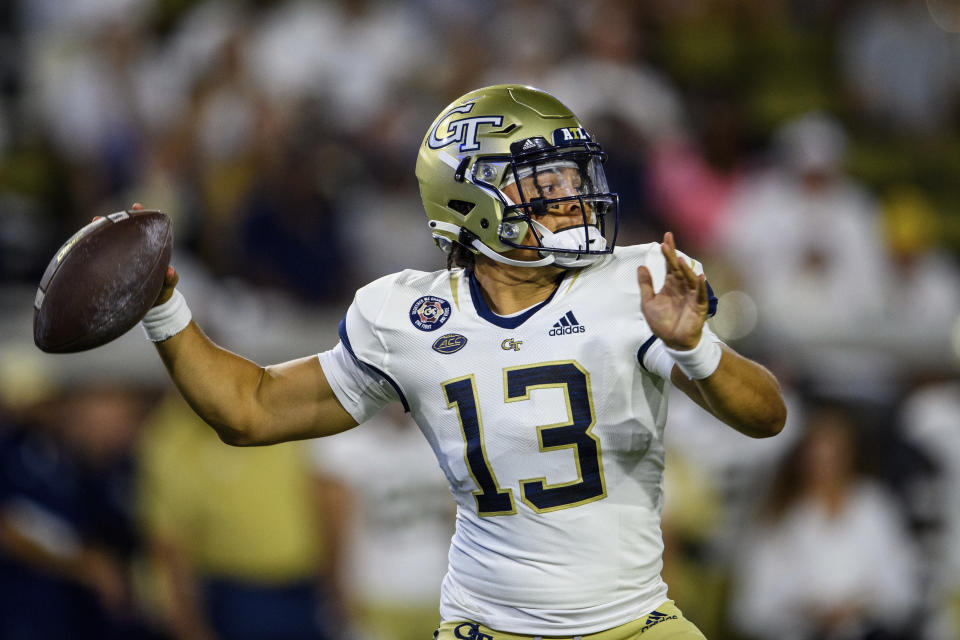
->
<box><xmin>502</xmin><ymin>166</ymin><xmax>596</xmax><ymax>236</ymax></box>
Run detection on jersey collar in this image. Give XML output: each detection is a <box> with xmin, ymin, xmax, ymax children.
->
<box><xmin>466</xmin><ymin>269</ymin><xmax>564</xmax><ymax>329</ymax></box>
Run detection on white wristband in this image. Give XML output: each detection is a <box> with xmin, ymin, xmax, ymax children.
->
<box><xmin>141</xmin><ymin>289</ymin><xmax>192</xmax><ymax>342</ymax></box>
<box><xmin>664</xmin><ymin>334</ymin><xmax>722</xmax><ymax>380</ymax></box>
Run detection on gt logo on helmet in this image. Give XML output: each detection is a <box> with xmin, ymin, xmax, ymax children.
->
<box><xmin>428</xmin><ymin>102</ymin><xmax>504</xmax><ymax>152</ymax></box>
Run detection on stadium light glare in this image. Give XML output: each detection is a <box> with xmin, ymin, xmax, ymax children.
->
<box><xmin>927</xmin><ymin>0</ymin><xmax>960</xmax><ymax>33</ymax></box>
<box><xmin>711</xmin><ymin>291</ymin><xmax>759</xmax><ymax>342</ymax></box>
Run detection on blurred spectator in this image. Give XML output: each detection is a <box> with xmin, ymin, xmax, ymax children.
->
<box><xmin>839</xmin><ymin>0</ymin><xmax>960</xmax><ymax>135</ymax></box>
<box><xmin>721</xmin><ymin>112</ymin><xmax>889</xmax><ymax>338</ymax></box>
<box><xmin>541</xmin><ymin>1</ymin><xmax>684</xmax><ymax>241</ymax></box>
<box><xmin>900</xmin><ymin>380</ymin><xmax>960</xmax><ymax>640</ymax></box>
<box><xmin>236</xmin><ymin>134</ymin><xmax>350</xmax><ymax>303</ymax></box>
<box><xmin>544</xmin><ymin>1</ymin><xmax>684</xmax><ymax>144</ymax></box>
<box><xmin>730</xmin><ymin>406</ymin><xmax>919</xmax><ymax>640</ymax></box>
<box><xmin>482</xmin><ymin>0</ymin><xmax>575</xmax><ymax>87</ymax></box>
<box><xmin>660</xmin><ymin>381</ymin><xmax>803</xmax><ymax>636</ymax></box>
<box><xmin>663</xmin><ymin>382</ymin><xmax>802</xmax><ymax>547</ymax></box>
<box><xmin>138</xmin><ymin>392</ymin><xmax>345</xmax><ymax>640</ymax></box>
<box><xmin>247</xmin><ymin>0</ymin><xmax>434</xmax><ymax>133</ymax></box>
<box><xmin>646</xmin><ymin>93</ymin><xmax>750</xmax><ymax>254</ymax></box>
<box><xmin>25</xmin><ymin>9</ymin><xmax>153</xmax><ymax>222</ymax></box>
<box><xmin>879</xmin><ymin>185</ymin><xmax>960</xmax><ymax>345</ymax></box>
<box><xmin>309</xmin><ymin>405</ymin><xmax>455</xmax><ymax>640</ymax></box>
<box><xmin>0</xmin><ymin>385</ymin><xmax>153</xmax><ymax>639</ymax></box>
<box><xmin>345</xmin><ymin>171</ymin><xmax>442</xmax><ymax>283</ymax></box>
<box><xmin>718</xmin><ymin>112</ymin><xmax>898</xmax><ymax>397</ymax></box>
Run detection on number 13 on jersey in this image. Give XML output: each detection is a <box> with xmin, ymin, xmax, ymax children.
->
<box><xmin>442</xmin><ymin>361</ymin><xmax>607</xmax><ymax>517</ymax></box>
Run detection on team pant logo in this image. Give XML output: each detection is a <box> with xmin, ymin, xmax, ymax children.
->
<box><xmin>453</xmin><ymin>623</ymin><xmax>493</xmax><ymax>640</ymax></box>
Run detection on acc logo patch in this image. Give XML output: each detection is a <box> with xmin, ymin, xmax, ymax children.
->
<box><xmin>410</xmin><ymin>295</ymin><xmax>452</xmax><ymax>332</ymax></box>
<box><xmin>432</xmin><ymin>333</ymin><xmax>468</xmax><ymax>354</ymax></box>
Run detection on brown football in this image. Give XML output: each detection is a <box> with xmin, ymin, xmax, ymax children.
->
<box><xmin>33</xmin><ymin>210</ymin><xmax>173</xmax><ymax>353</ymax></box>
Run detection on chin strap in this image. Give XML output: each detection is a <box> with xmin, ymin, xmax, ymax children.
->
<box><xmin>429</xmin><ymin>220</ymin><xmax>556</xmax><ymax>267</ymax></box>
<box><xmin>528</xmin><ymin>220</ymin><xmax>606</xmax><ymax>268</ymax></box>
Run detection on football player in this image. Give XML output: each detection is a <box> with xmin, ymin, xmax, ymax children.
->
<box><xmin>138</xmin><ymin>85</ymin><xmax>786</xmax><ymax>639</ymax></box>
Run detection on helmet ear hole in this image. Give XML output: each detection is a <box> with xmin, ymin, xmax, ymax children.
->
<box><xmin>447</xmin><ymin>200</ymin><xmax>475</xmax><ymax>215</ymax></box>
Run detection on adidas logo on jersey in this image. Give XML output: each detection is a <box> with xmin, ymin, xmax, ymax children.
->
<box><xmin>549</xmin><ymin>311</ymin><xmax>585</xmax><ymax>336</ymax></box>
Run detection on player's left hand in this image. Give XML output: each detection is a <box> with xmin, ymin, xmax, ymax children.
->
<box><xmin>637</xmin><ymin>232</ymin><xmax>708</xmax><ymax>350</ymax></box>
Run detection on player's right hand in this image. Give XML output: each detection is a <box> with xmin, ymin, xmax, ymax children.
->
<box><xmin>92</xmin><ymin>202</ymin><xmax>179</xmax><ymax>307</ymax></box>
<box><xmin>154</xmin><ymin>265</ymin><xmax>179</xmax><ymax>306</ymax></box>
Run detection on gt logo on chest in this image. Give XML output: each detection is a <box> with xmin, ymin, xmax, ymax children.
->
<box><xmin>500</xmin><ymin>338</ymin><xmax>523</xmax><ymax>351</ymax></box>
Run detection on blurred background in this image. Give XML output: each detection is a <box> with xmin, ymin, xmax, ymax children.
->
<box><xmin>1</xmin><ymin>0</ymin><xmax>959</xmax><ymax>639</ymax></box>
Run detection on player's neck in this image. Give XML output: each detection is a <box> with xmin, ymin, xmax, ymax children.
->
<box><xmin>472</xmin><ymin>255</ymin><xmax>566</xmax><ymax>315</ymax></box>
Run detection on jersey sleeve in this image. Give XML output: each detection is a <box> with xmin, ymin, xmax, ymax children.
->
<box><xmin>328</xmin><ymin>273</ymin><xmax>411</xmax><ymax>417</ymax></box>
<box><xmin>317</xmin><ymin>342</ymin><xmax>398</xmax><ymax>424</ymax></box>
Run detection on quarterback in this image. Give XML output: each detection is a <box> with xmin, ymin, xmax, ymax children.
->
<box><xmin>138</xmin><ymin>85</ymin><xmax>786</xmax><ymax>639</ymax></box>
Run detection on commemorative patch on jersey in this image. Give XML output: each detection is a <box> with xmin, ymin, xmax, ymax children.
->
<box><xmin>432</xmin><ymin>333</ymin><xmax>467</xmax><ymax>354</ymax></box>
<box><xmin>410</xmin><ymin>295</ymin><xmax>452</xmax><ymax>331</ymax></box>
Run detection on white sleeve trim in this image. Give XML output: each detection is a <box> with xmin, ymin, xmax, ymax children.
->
<box><xmin>318</xmin><ymin>342</ymin><xmax>398</xmax><ymax>424</ymax></box>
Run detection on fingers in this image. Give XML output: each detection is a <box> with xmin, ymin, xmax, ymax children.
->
<box><xmin>154</xmin><ymin>266</ymin><xmax>179</xmax><ymax>307</ymax></box>
<box><xmin>660</xmin><ymin>232</ymin><xmax>699</xmax><ymax>289</ymax></box>
<box><xmin>696</xmin><ymin>273</ymin><xmax>707</xmax><ymax>306</ymax></box>
<box><xmin>637</xmin><ymin>266</ymin><xmax>655</xmax><ymax>303</ymax></box>
<box><xmin>661</xmin><ymin>232</ymin><xmax>681</xmax><ymax>272</ymax></box>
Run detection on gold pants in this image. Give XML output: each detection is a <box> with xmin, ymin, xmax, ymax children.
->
<box><xmin>436</xmin><ymin>601</ymin><xmax>707</xmax><ymax>640</ymax></box>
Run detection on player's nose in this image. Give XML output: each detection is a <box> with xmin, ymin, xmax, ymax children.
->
<box><xmin>546</xmin><ymin>198</ymin><xmax>591</xmax><ymax>224</ymax></box>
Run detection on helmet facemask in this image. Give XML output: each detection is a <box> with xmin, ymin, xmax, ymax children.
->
<box><xmin>471</xmin><ymin>136</ymin><xmax>619</xmax><ymax>268</ymax></box>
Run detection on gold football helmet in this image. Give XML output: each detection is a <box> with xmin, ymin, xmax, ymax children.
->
<box><xmin>416</xmin><ymin>85</ymin><xmax>619</xmax><ymax>268</ymax></box>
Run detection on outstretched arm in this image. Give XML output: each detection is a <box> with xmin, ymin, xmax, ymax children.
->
<box><xmin>97</xmin><ymin>205</ymin><xmax>356</xmax><ymax>446</ymax></box>
<box><xmin>152</xmin><ymin>292</ymin><xmax>357</xmax><ymax>446</ymax></box>
<box><xmin>638</xmin><ymin>232</ymin><xmax>786</xmax><ymax>438</ymax></box>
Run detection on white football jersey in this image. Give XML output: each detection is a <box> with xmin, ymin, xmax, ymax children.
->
<box><xmin>320</xmin><ymin>243</ymin><xmax>716</xmax><ymax>635</ymax></box>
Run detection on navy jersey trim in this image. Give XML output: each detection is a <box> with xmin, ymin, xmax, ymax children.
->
<box><xmin>636</xmin><ymin>335</ymin><xmax>658</xmax><ymax>372</ymax></box>
<box><xmin>707</xmin><ymin>281</ymin><xmax>718</xmax><ymax>317</ymax></box>
<box><xmin>467</xmin><ymin>270</ymin><xmax>561</xmax><ymax>329</ymax></box>
<box><xmin>337</xmin><ymin>317</ymin><xmax>410</xmax><ymax>412</ymax></box>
